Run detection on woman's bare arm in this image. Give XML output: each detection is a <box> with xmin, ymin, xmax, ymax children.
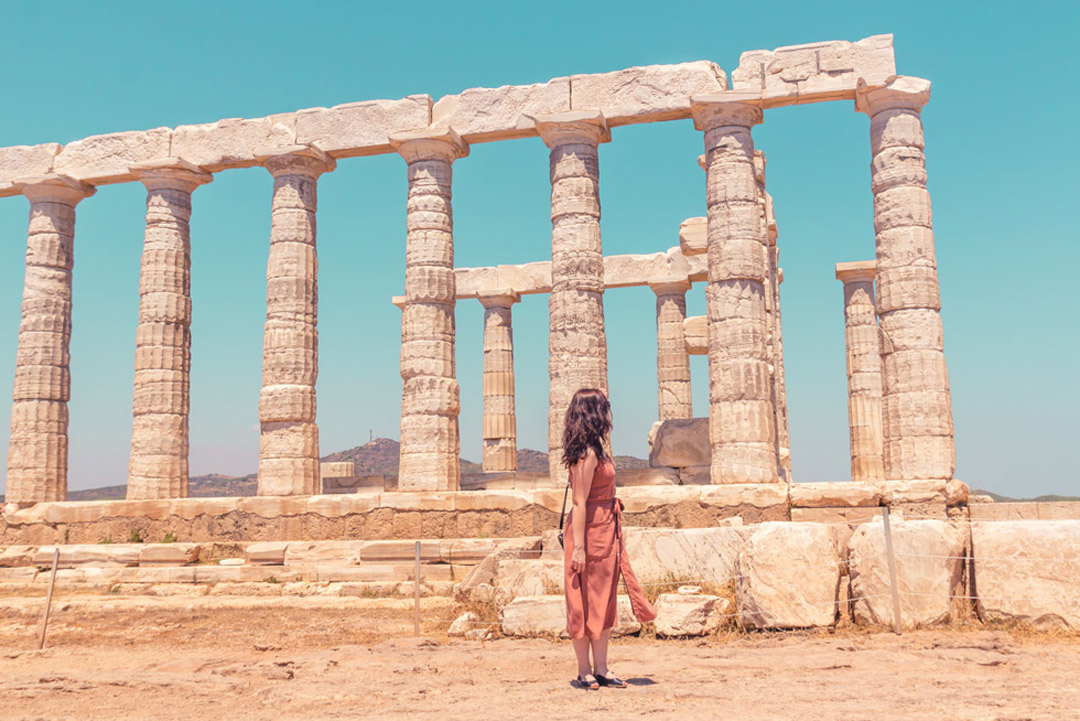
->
<box><xmin>569</xmin><ymin>449</ymin><xmax>597</xmax><ymax>573</ymax></box>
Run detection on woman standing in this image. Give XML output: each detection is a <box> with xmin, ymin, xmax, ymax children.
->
<box><xmin>562</xmin><ymin>388</ymin><xmax>656</xmax><ymax>690</ymax></box>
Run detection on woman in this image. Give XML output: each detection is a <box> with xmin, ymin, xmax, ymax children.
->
<box><xmin>562</xmin><ymin>388</ymin><xmax>656</xmax><ymax>690</ymax></box>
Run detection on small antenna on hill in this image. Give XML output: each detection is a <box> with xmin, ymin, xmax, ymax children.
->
<box><xmin>370</xmin><ymin>429</ymin><xmax>373</xmax><ymax>442</ymax></box>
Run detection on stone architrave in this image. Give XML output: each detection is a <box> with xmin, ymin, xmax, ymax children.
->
<box><xmin>127</xmin><ymin>159</ymin><xmax>212</xmax><ymax>500</ymax></box>
<box><xmin>691</xmin><ymin>94</ymin><xmax>778</xmax><ymax>484</ymax></box>
<box><xmin>649</xmin><ymin>277</ymin><xmax>692</xmax><ymax>421</ymax></box>
<box><xmin>254</xmin><ymin>145</ymin><xmax>336</xmax><ymax>496</ymax></box>
<box><xmin>5</xmin><ymin>175</ymin><xmax>95</xmax><ymax>504</ymax></box>
<box><xmin>856</xmin><ymin>76</ymin><xmax>954</xmax><ymax>480</ymax></box>
<box><xmin>534</xmin><ymin>110</ymin><xmax>611</xmax><ymax>481</ymax></box>
<box><xmin>391</xmin><ymin>128</ymin><xmax>469</xmax><ymax>491</ymax></box>
<box><xmin>835</xmin><ymin>261</ymin><xmax>885</xmax><ymax>482</ymax></box>
<box><xmin>478</xmin><ymin>290</ymin><xmax>520</xmax><ymax>472</ymax></box>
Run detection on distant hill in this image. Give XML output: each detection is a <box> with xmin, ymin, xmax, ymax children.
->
<box><xmin>22</xmin><ymin>438</ymin><xmax>648</xmax><ymax>502</ymax></box>
<box><xmin>973</xmin><ymin>489</ymin><xmax>1080</xmax><ymax>503</ymax></box>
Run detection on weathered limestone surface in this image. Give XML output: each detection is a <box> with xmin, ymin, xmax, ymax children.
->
<box><xmin>393</xmin><ymin>129</ymin><xmax>469</xmax><ymax>491</ymax></box>
<box><xmin>651</xmin><ymin>278</ymin><xmax>692</xmax><ymax>421</ymax></box>
<box><xmin>732</xmin><ymin>34</ymin><xmax>895</xmax><ymax>108</ymax></box>
<box><xmin>623</xmin><ymin>526</ymin><xmax>751</xmax><ymax>585</ymax></box>
<box><xmin>679</xmin><ymin>217</ymin><xmax>707</xmax><ymax>256</ymax></box>
<box><xmin>500</xmin><ymin>595</ymin><xmax>640</xmax><ymax>637</ymax></box>
<box><xmin>53</xmin><ymin>128</ymin><xmax>173</xmax><ymax>185</ymax></box>
<box><xmin>655</xmin><ymin>590</ymin><xmax>731</xmax><ymax>636</ymax></box>
<box><xmin>256</xmin><ymin>146</ymin><xmax>336</xmax><ymax>496</ymax></box>
<box><xmin>296</xmin><ymin>96</ymin><xmax>432</xmax><ymax>158</ymax></box>
<box><xmin>127</xmin><ymin>160</ymin><xmax>212</xmax><ymax>500</ymax></box>
<box><xmin>849</xmin><ymin>519</ymin><xmax>966</xmax><ymax>627</ymax></box>
<box><xmin>537</xmin><ymin>111</ymin><xmax>610</xmax><ymax>480</ymax></box>
<box><xmin>971</xmin><ymin>502</ymin><xmax>1080</xmax><ymax>521</ymax></box>
<box><xmin>171</xmin><ymin>114</ymin><xmax>296</xmax><ymax>172</ymax></box>
<box><xmin>0</xmin><ymin>145</ymin><xmax>61</xmax><ymax>195</ymax></box>
<box><xmin>434</xmin><ymin>79</ymin><xmax>569</xmax><ymax>143</ymax></box>
<box><xmin>683</xmin><ymin>315</ymin><xmax>707</xmax><ymax>355</ymax></box>
<box><xmin>856</xmin><ymin>76</ymin><xmax>954</xmax><ymax>481</ymax></box>
<box><xmin>836</xmin><ymin>261</ymin><xmax>885</xmax><ymax>482</ymax></box>
<box><xmin>494</xmin><ymin>558</ymin><xmax>563</xmax><ymax>601</ymax></box>
<box><xmin>789</xmin><ymin>482</ymin><xmax>883</xmax><ymax>508</ymax></box>
<box><xmin>648</xmin><ymin>418</ymin><xmax>709</xmax><ymax>468</ymax></box>
<box><xmin>736</xmin><ymin>522</ymin><xmax>841</xmax><ymax>628</ymax></box>
<box><xmin>972</xmin><ymin>521</ymin><xmax>1080</xmax><ymax>629</ymax></box>
<box><xmin>771</xmin><ymin>263</ymin><xmax>791</xmax><ymax>479</ymax></box>
<box><xmin>571</xmin><ymin>61</ymin><xmax>727</xmax><ymax>125</ymax></box>
<box><xmin>478</xmin><ymin>292</ymin><xmax>519</xmax><ymax>472</ymax></box>
<box><xmin>692</xmin><ymin>95</ymin><xmax>778</xmax><ymax>484</ymax></box>
<box><xmin>5</xmin><ymin>175</ymin><xmax>96</xmax><ymax>504</ymax></box>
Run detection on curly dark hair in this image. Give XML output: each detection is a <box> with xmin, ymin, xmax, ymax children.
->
<box><xmin>561</xmin><ymin>388</ymin><xmax>612</xmax><ymax>469</ymax></box>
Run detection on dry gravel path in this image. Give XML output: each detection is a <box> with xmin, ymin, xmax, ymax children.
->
<box><xmin>0</xmin><ymin>594</ymin><xmax>1077</xmax><ymax>720</ymax></box>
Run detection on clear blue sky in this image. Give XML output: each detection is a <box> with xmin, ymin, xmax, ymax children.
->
<box><xmin>0</xmin><ymin>1</ymin><xmax>1077</xmax><ymax>497</ymax></box>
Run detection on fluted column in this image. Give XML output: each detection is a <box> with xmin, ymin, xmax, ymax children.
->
<box><xmin>391</xmin><ymin>128</ymin><xmax>468</xmax><ymax>492</ymax></box>
<box><xmin>5</xmin><ymin>175</ymin><xmax>95</xmax><ymax>504</ymax></box>
<box><xmin>535</xmin><ymin>110</ymin><xmax>611</xmax><ymax>481</ymax></box>
<box><xmin>127</xmin><ymin>160</ymin><xmax>212</xmax><ymax>500</ymax></box>
<box><xmin>478</xmin><ymin>291</ymin><xmax>519</xmax><ymax>472</ymax></box>
<box><xmin>255</xmin><ymin>145</ymin><xmax>336</xmax><ymax>496</ymax></box>
<box><xmin>836</xmin><ymin>261</ymin><xmax>885</xmax><ymax>482</ymax></box>
<box><xmin>856</xmin><ymin>77</ymin><xmax>954</xmax><ymax>480</ymax></box>
<box><xmin>649</xmin><ymin>278</ymin><xmax>692</xmax><ymax>421</ymax></box>
<box><xmin>692</xmin><ymin>94</ymin><xmax>778</xmax><ymax>484</ymax></box>
<box><xmin>773</xmin><ymin>267</ymin><xmax>792</xmax><ymax>481</ymax></box>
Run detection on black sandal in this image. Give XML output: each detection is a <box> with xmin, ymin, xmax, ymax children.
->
<box><xmin>596</xmin><ymin>673</ymin><xmax>628</xmax><ymax>688</ymax></box>
<box><xmin>576</xmin><ymin>674</ymin><xmax>600</xmax><ymax>690</ymax></box>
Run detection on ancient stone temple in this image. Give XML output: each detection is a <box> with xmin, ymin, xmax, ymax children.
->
<box><xmin>1</xmin><ymin>33</ymin><xmax>955</xmax><ymax>515</ymax></box>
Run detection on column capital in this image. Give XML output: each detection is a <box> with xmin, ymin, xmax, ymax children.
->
<box><xmin>13</xmin><ymin>174</ymin><xmax>96</xmax><ymax>205</ymax></box>
<box><xmin>855</xmin><ymin>76</ymin><xmax>931</xmax><ymax>116</ymax></box>
<box><xmin>649</xmin><ymin>277</ymin><xmax>692</xmax><ymax>296</ymax></box>
<box><xmin>690</xmin><ymin>92</ymin><xmax>763</xmax><ymax>131</ymax></box>
<box><xmin>255</xmin><ymin>144</ymin><xmax>337</xmax><ymax>177</ymax></box>
<box><xmin>835</xmin><ymin>260</ymin><xmax>877</xmax><ymax>283</ymax></box>
<box><xmin>477</xmin><ymin>289</ymin><xmax>521</xmax><ymax>309</ymax></box>
<box><xmin>130</xmin><ymin>158</ymin><xmax>213</xmax><ymax>192</ymax></box>
<box><xmin>389</xmin><ymin>127</ymin><xmax>469</xmax><ymax>164</ymax></box>
<box><xmin>532</xmin><ymin>109</ymin><xmax>610</xmax><ymax>148</ymax></box>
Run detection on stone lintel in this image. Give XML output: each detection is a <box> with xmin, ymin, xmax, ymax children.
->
<box><xmin>130</xmin><ymin>157</ymin><xmax>213</xmax><ymax>190</ymax></box>
<box><xmin>835</xmin><ymin>260</ymin><xmax>877</xmax><ymax>283</ymax></box>
<box><xmin>254</xmin><ymin>144</ymin><xmax>337</xmax><ymax>176</ymax></box>
<box><xmin>388</xmin><ymin>127</ymin><xmax>469</xmax><ymax>162</ymax></box>
<box><xmin>855</xmin><ymin>75</ymin><xmax>931</xmax><ymax>116</ymax></box>
<box><xmin>531</xmin><ymin>109</ymin><xmax>611</xmax><ymax>147</ymax></box>
<box><xmin>13</xmin><ymin>173</ymin><xmax>96</xmax><ymax>204</ymax></box>
<box><xmin>690</xmin><ymin>92</ymin><xmax>764</xmax><ymax>131</ymax></box>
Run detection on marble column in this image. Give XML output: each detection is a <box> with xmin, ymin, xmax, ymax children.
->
<box><xmin>127</xmin><ymin>160</ymin><xmax>212</xmax><ymax>500</ymax></box>
<box><xmin>535</xmin><ymin>110</ymin><xmax>611</xmax><ymax>481</ymax></box>
<box><xmin>478</xmin><ymin>290</ymin><xmax>519</xmax><ymax>472</ymax></box>
<box><xmin>5</xmin><ymin>174</ymin><xmax>95</xmax><ymax>504</ymax></box>
<box><xmin>691</xmin><ymin>95</ymin><xmax>778</xmax><ymax>484</ymax></box>
<box><xmin>391</xmin><ymin>128</ymin><xmax>468</xmax><ymax>492</ymax></box>
<box><xmin>836</xmin><ymin>261</ymin><xmax>885</xmax><ymax>482</ymax></box>
<box><xmin>773</xmin><ymin>267</ymin><xmax>792</xmax><ymax>481</ymax></box>
<box><xmin>649</xmin><ymin>278</ymin><xmax>692</xmax><ymax>421</ymax></box>
<box><xmin>856</xmin><ymin>77</ymin><xmax>954</xmax><ymax>480</ymax></box>
<box><xmin>255</xmin><ymin>145</ymin><xmax>336</xmax><ymax>496</ymax></box>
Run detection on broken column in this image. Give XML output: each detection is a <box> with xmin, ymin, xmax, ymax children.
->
<box><xmin>649</xmin><ymin>278</ymin><xmax>692</xmax><ymax>421</ymax></box>
<box><xmin>5</xmin><ymin>175</ymin><xmax>95</xmax><ymax>504</ymax></box>
<box><xmin>391</xmin><ymin>128</ymin><xmax>469</xmax><ymax>491</ymax></box>
<box><xmin>535</xmin><ymin>111</ymin><xmax>611</xmax><ymax>481</ymax></box>
<box><xmin>692</xmin><ymin>94</ymin><xmax>778</xmax><ymax>484</ymax></box>
<box><xmin>836</xmin><ymin>261</ymin><xmax>885</xmax><ymax>482</ymax></box>
<box><xmin>255</xmin><ymin>146</ymin><xmax>336</xmax><ymax>496</ymax></box>
<box><xmin>127</xmin><ymin>160</ymin><xmax>212</xmax><ymax>500</ymax></box>
<box><xmin>856</xmin><ymin>77</ymin><xmax>954</xmax><ymax>480</ymax></box>
<box><xmin>478</xmin><ymin>290</ymin><xmax>519</xmax><ymax>472</ymax></box>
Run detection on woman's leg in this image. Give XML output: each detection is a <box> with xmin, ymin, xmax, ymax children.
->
<box><xmin>590</xmin><ymin>629</ymin><xmax>612</xmax><ymax>675</ymax></box>
<box><xmin>572</xmin><ymin>637</ymin><xmax>593</xmax><ymax>677</ymax></box>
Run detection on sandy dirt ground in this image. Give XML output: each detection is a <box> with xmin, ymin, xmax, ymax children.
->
<box><xmin>0</xmin><ymin>593</ymin><xmax>1077</xmax><ymax>721</ymax></box>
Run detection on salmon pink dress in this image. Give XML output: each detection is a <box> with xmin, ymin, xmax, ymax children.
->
<box><xmin>563</xmin><ymin>457</ymin><xmax>656</xmax><ymax>639</ymax></box>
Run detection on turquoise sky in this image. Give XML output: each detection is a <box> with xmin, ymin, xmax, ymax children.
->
<box><xmin>0</xmin><ymin>1</ymin><xmax>1077</xmax><ymax>497</ymax></box>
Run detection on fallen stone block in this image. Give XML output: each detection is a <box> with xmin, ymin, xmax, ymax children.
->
<box><xmin>624</xmin><ymin>526</ymin><xmax>750</xmax><ymax>586</ymax></box>
<box><xmin>448</xmin><ymin>611</ymin><xmax>482</xmax><ymax>637</ymax></box>
<box><xmin>649</xmin><ymin>418</ymin><xmax>710</xmax><ymax>468</ymax></box>
<box><xmin>736</xmin><ymin>522</ymin><xmax>841</xmax><ymax>629</ymax></box>
<box><xmin>500</xmin><ymin>595</ymin><xmax>640</xmax><ymax>638</ymax></box>
<box><xmin>455</xmin><ymin>536</ymin><xmax>542</xmax><ymax>598</ymax></box>
<box><xmin>494</xmin><ymin>559</ymin><xmax>564</xmax><ymax>602</ymax></box>
<box><xmin>973</xmin><ymin>520</ymin><xmax>1080</xmax><ymax>629</ymax></box>
<box><xmin>0</xmin><ymin>546</ymin><xmax>36</xmax><ymax>567</ymax></box>
<box><xmin>245</xmin><ymin>541</ymin><xmax>289</xmax><ymax>565</ymax></box>
<box><xmin>33</xmin><ymin>544</ymin><xmax>142</xmax><ymax>568</ymax></box>
<box><xmin>655</xmin><ymin>591</ymin><xmax>731</xmax><ymax>636</ymax></box>
<box><xmin>283</xmin><ymin>541</ymin><xmax>364</xmax><ymax>566</ymax></box>
<box><xmin>139</xmin><ymin>543</ymin><xmax>200</xmax><ymax>566</ymax></box>
<box><xmin>849</xmin><ymin>519</ymin><xmax>966</xmax><ymax>627</ymax></box>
